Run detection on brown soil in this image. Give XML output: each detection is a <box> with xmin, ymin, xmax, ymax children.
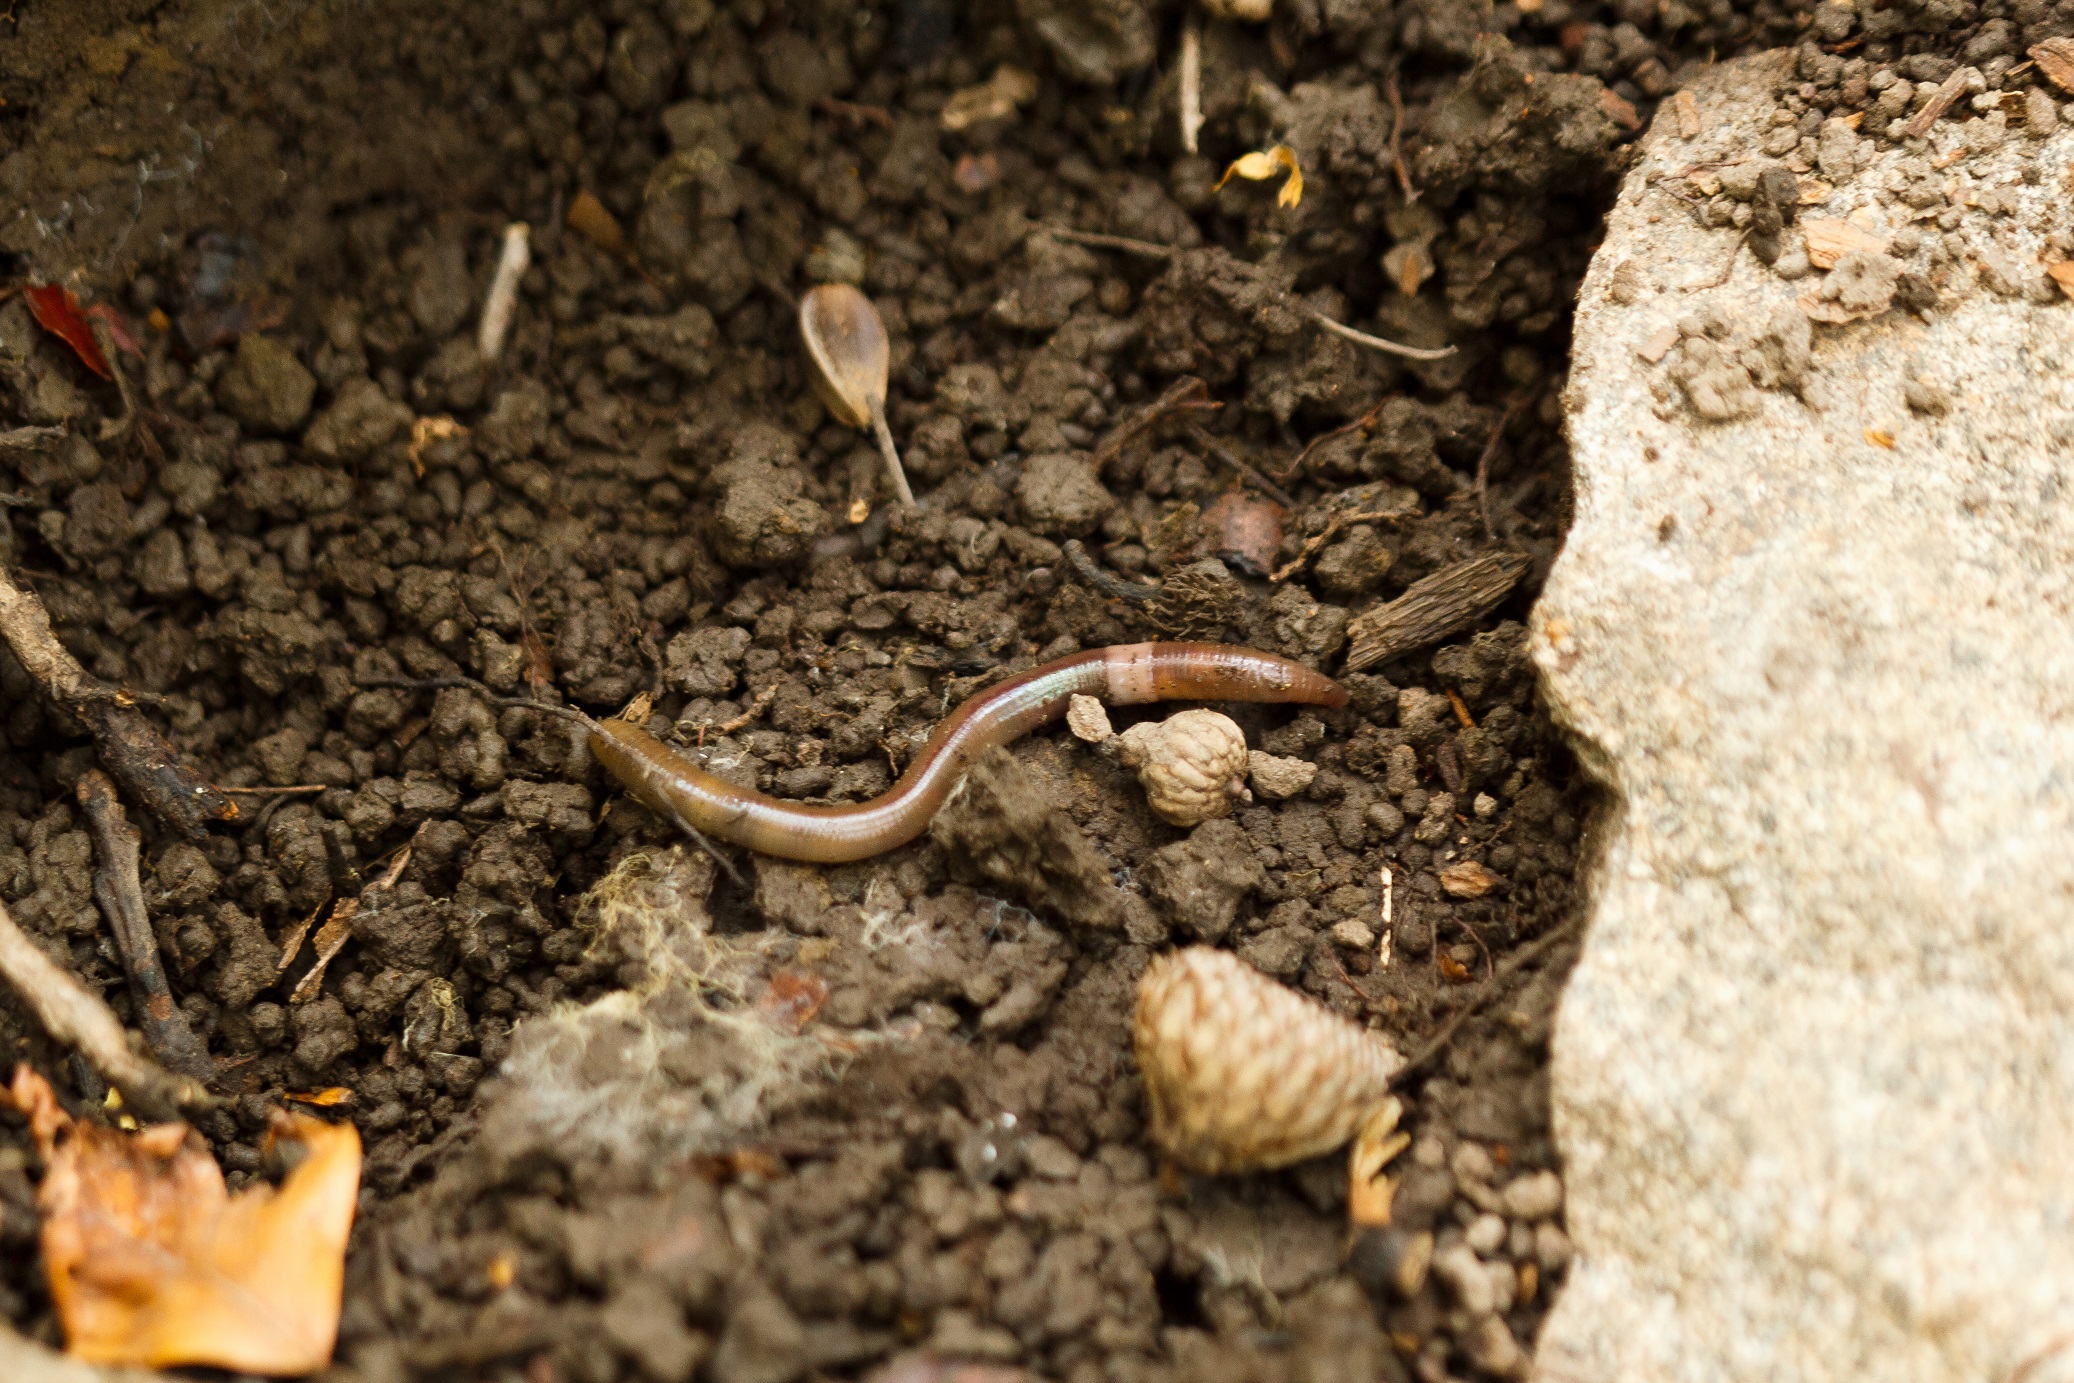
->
<box><xmin>0</xmin><ymin>0</ymin><xmax>2028</xmax><ymax>1379</ymax></box>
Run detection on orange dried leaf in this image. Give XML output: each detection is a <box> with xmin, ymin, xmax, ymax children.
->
<box><xmin>8</xmin><ymin>1064</ymin><xmax>361</xmax><ymax>1375</ymax></box>
<box><xmin>1215</xmin><ymin>146</ymin><xmax>1304</xmax><ymax>207</ymax></box>
<box><xmin>283</xmin><ymin>1088</ymin><xmax>354</xmax><ymax>1108</ymax></box>
<box><xmin>2047</xmin><ymin>260</ymin><xmax>2074</xmax><ymax>302</ymax></box>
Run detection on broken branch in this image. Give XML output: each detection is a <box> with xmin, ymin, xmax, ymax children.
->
<box><xmin>0</xmin><ymin>564</ymin><xmax>236</xmax><ymax>839</ymax></box>
<box><xmin>0</xmin><ymin>895</ymin><xmax>210</xmax><ymax>1120</ymax></box>
<box><xmin>77</xmin><ymin>772</ymin><xmax>214</xmax><ymax>1085</ymax></box>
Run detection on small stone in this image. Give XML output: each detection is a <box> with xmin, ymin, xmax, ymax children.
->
<box><xmin>1534</xmin><ymin>1221</ymin><xmax>1574</xmax><ymax>1272</ymax></box>
<box><xmin>1349</xmin><ymin>1226</ymin><xmax>1433</xmax><ymax>1299</ymax></box>
<box><xmin>1247</xmin><ymin>749</ymin><xmax>1317</xmax><ymax>800</ymax></box>
<box><xmin>1501</xmin><ymin>1169</ymin><xmax>1565</xmax><ymax>1221</ymax></box>
<box><xmin>1413</xmin><ymin>791</ymin><xmax>1457</xmax><ymax>844</ymax></box>
<box><xmin>1384</xmin><ymin>743</ymin><xmax>1420</xmax><ymax>796</ymax></box>
<box><xmin>1472</xmin><ymin>792</ymin><xmax>1498</xmax><ymax>819</ymax></box>
<box><xmin>1450</xmin><ymin>1141</ymin><xmax>1496</xmax><ymax>1185</ymax></box>
<box><xmin>1365</xmin><ymin>800</ymin><xmax>1406</xmax><ymax>836</ymax></box>
<box><xmin>1464</xmin><ymin>1212</ymin><xmax>1508</xmax><ymax>1255</ymax></box>
<box><xmin>1431</xmin><ymin>1241</ymin><xmax>1497</xmax><ymax>1316</ymax></box>
<box><xmin>1015</xmin><ymin>452</ymin><xmax>1114</xmax><ymax>535</ymax></box>
<box><xmin>1330</xmin><ymin>917</ymin><xmax>1376</xmax><ymax>951</ymax></box>
<box><xmin>1066</xmin><ymin>693</ymin><xmax>1113</xmax><ymax>742</ymax></box>
<box><xmin>1463</xmin><ymin>1314</ymin><xmax>1526</xmax><ymax>1378</ymax></box>
<box><xmin>215</xmin><ymin>334</ymin><xmax>316</xmax><ymax>434</ymax></box>
<box><xmin>303</xmin><ymin>377</ymin><xmax>411</xmax><ymax>462</ymax></box>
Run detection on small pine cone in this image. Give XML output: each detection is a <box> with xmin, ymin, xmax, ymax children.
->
<box><xmin>1114</xmin><ymin>709</ymin><xmax>1251</xmax><ymax>827</ymax></box>
<box><xmin>1134</xmin><ymin>946</ymin><xmax>1404</xmax><ymax>1175</ymax></box>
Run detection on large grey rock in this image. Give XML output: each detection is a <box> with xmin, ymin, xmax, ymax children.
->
<box><xmin>1532</xmin><ymin>53</ymin><xmax>2074</xmax><ymax>1383</ymax></box>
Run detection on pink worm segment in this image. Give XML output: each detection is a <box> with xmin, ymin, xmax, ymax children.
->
<box><xmin>589</xmin><ymin>642</ymin><xmax>1348</xmax><ymax>864</ymax></box>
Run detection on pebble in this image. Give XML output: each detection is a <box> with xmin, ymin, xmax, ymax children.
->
<box><xmin>1462</xmin><ymin>1314</ymin><xmax>1526</xmax><ymax>1378</ymax></box>
<box><xmin>1501</xmin><ymin>1169</ymin><xmax>1565</xmax><ymax>1221</ymax></box>
<box><xmin>1431</xmin><ymin>1242</ymin><xmax>1496</xmax><ymax>1316</ymax></box>
<box><xmin>1464</xmin><ymin>1212</ymin><xmax>1508</xmax><ymax>1255</ymax></box>
<box><xmin>1449</xmin><ymin>1141</ymin><xmax>1496</xmax><ymax>1185</ymax></box>
<box><xmin>1330</xmin><ymin>917</ymin><xmax>1376</xmax><ymax>950</ymax></box>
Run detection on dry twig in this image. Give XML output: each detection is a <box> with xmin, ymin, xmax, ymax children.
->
<box><xmin>1187</xmin><ymin>425</ymin><xmax>1296</xmax><ymax>508</ymax></box>
<box><xmin>77</xmin><ymin>772</ymin><xmax>213</xmax><ymax>1084</ymax></box>
<box><xmin>1391</xmin><ymin>919</ymin><xmax>1581</xmax><ymax>1087</ymax></box>
<box><xmin>0</xmin><ymin>895</ymin><xmax>210</xmax><ymax>1120</ymax></box>
<box><xmin>0</xmin><ymin>564</ymin><xmax>236</xmax><ymax>839</ymax></box>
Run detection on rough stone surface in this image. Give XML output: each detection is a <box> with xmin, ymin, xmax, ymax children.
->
<box><xmin>1531</xmin><ymin>53</ymin><xmax>2074</xmax><ymax>1383</ymax></box>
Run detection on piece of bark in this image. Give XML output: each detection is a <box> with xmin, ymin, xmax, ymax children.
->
<box><xmin>0</xmin><ymin>895</ymin><xmax>209</xmax><ymax>1121</ymax></box>
<box><xmin>0</xmin><ymin>564</ymin><xmax>235</xmax><ymax>839</ymax></box>
<box><xmin>76</xmin><ymin>772</ymin><xmax>214</xmax><ymax>1084</ymax></box>
<box><xmin>1343</xmin><ymin>551</ymin><xmax>1532</xmax><ymax>673</ymax></box>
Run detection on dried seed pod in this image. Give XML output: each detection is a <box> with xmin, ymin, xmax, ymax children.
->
<box><xmin>799</xmin><ymin>283</ymin><xmax>914</xmax><ymax>507</ymax></box>
<box><xmin>1134</xmin><ymin>946</ymin><xmax>1404</xmax><ymax>1175</ymax></box>
<box><xmin>1114</xmin><ymin>708</ymin><xmax>1249</xmax><ymax>827</ymax></box>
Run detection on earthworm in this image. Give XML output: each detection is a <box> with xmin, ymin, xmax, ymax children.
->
<box><xmin>590</xmin><ymin>642</ymin><xmax>1347</xmax><ymax>864</ymax></box>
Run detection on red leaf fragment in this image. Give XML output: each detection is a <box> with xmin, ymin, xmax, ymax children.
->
<box><xmin>26</xmin><ymin>285</ymin><xmax>113</xmax><ymax>379</ymax></box>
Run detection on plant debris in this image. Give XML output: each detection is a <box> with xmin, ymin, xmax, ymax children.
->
<box><xmin>1215</xmin><ymin>146</ymin><xmax>1305</xmax><ymax>208</ymax></box>
<box><xmin>7</xmin><ymin>1066</ymin><xmax>361</xmax><ymax>1375</ymax></box>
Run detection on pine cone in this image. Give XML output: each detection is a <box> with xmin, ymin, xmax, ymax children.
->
<box><xmin>1134</xmin><ymin>946</ymin><xmax>1403</xmax><ymax>1175</ymax></box>
<box><xmin>1114</xmin><ymin>709</ymin><xmax>1251</xmax><ymax>827</ymax></box>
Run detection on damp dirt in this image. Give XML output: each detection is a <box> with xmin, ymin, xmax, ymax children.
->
<box><xmin>0</xmin><ymin>0</ymin><xmax>2049</xmax><ymax>1379</ymax></box>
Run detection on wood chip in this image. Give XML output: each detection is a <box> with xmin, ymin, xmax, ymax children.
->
<box><xmin>2047</xmin><ymin>260</ymin><xmax>2074</xmax><ymax>302</ymax></box>
<box><xmin>1438</xmin><ymin>861</ymin><xmax>1504</xmax><ymax>899</ymax></box>
<box><xmin>1637</xmin><ymin>323</ymin><xmax>1680</xmax><ymax>364</ymax></box>
<box><xmin>1344</xmin><ymin>551</ymin><xmax>1534</xmax><ymax>674</ymax></box>
<box><xmin>1903</xmin><ymin>69</ymin><xmax>1970</xmax><ymax>139</ymax></box>
<box><xmin>565</xmin><ymin>190</ymin><xmax>626</xmax><ymax>257</ymax></box>
<box><xmin>1801</xmin><ymin>218</ymin><xmax>1890</xmax><ymax>270</ymax></box>
<box><xmin>2031</xmin><ymin>38</ymin><xmax>2074</xmax><ymax>95</ymax></box>
<box><xmin>1672</xmin><ymin>90</ymin><xmax>1701</xmax><ymax>139</ymax></box>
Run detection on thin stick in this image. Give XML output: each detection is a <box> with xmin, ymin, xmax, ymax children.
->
<box><xmin>1386</xmin><ymin>73</ymin><xmax>1417</xmax><ymax>203</ymax></box>
<box><xmin>868</xmin><ymin>398</ymin><xmax>917</xmax><ymax>507</ymax></box>
<box><xmin>1092</xmin><ymin>375</ymin><xmax>1216</xmax><ymax>467</ymax></box>
<box><xmin>0</xmin><ymin>894</ymin><xmax>212</xmax><ymax>1119</ymax></box>
<box><xmin>1275</xmin><ymin>398</ymin><xmax>1388</xmax><ymax>483</ymax></box>
<box><xmin>1179</xmin><ymin>15</ymin><xmax>1204</xmax><ymax>154</ymax></box>
<box><xmin>221</xmin><ymin>784</ymin><xmax>329</xmax><ymax>796</ymax></box>
<box><xmin>0</xmin><ymin>563</ymin><xmax>236</xmax><ymax>838</ymax></box>
<box><xmin>76</xmin><ymin>772</ymin><xmax>214</xmax><ymax>1083</ymax></box>
<box><xmin>477</xmin><ymin>221</ymin><xmax>531</xmax><ymax>362</ymax></box>
<box><xmin>1390</xmin><ymin>917</ymin><xmax>1581</xmax><ymax>1088</ymax></box>
<box><xmin>1044</xmin><ymin>225</ymin><xmax>1181</xmax><ymax>259</ymax></box>
<box><xmin>1308</xmin><ymin>311</ymin><xmax>1456</xmax><ymax>362</ymax></box>
<box><xmin>1474</xmin><ymin>394</ymin><xmax>1532</xmax><ymax>542</ymax></box>
<box><xmin>1187</xmin><ymin>424</ymin><xmax>1296</xmax><ymax>508</ymax></box>
<box><xmin>1269</xmin><ymin>506</ymin><xmax>1411</xmax><ymax>583</ymax></box>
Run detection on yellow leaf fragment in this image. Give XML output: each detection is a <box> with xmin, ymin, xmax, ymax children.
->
<box><xmin>1215</xmin><ymin>145</ymin><xmax>1304</xmax><ymax>207</ymax></box>
<box><xmin>1865</xmin><ymin>427</ymin><xmax>1896</xmax><ymax>449</ymax></box>
<box><xmin>1347</xmin><ymin>1097</ymin><xmax>1408</xmax><ymax>1228</ymax></box>
<box><xmin>9</xmin><ymin>1064</ymin><xmax>362</xmax><ymax>1376</ymax></box>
